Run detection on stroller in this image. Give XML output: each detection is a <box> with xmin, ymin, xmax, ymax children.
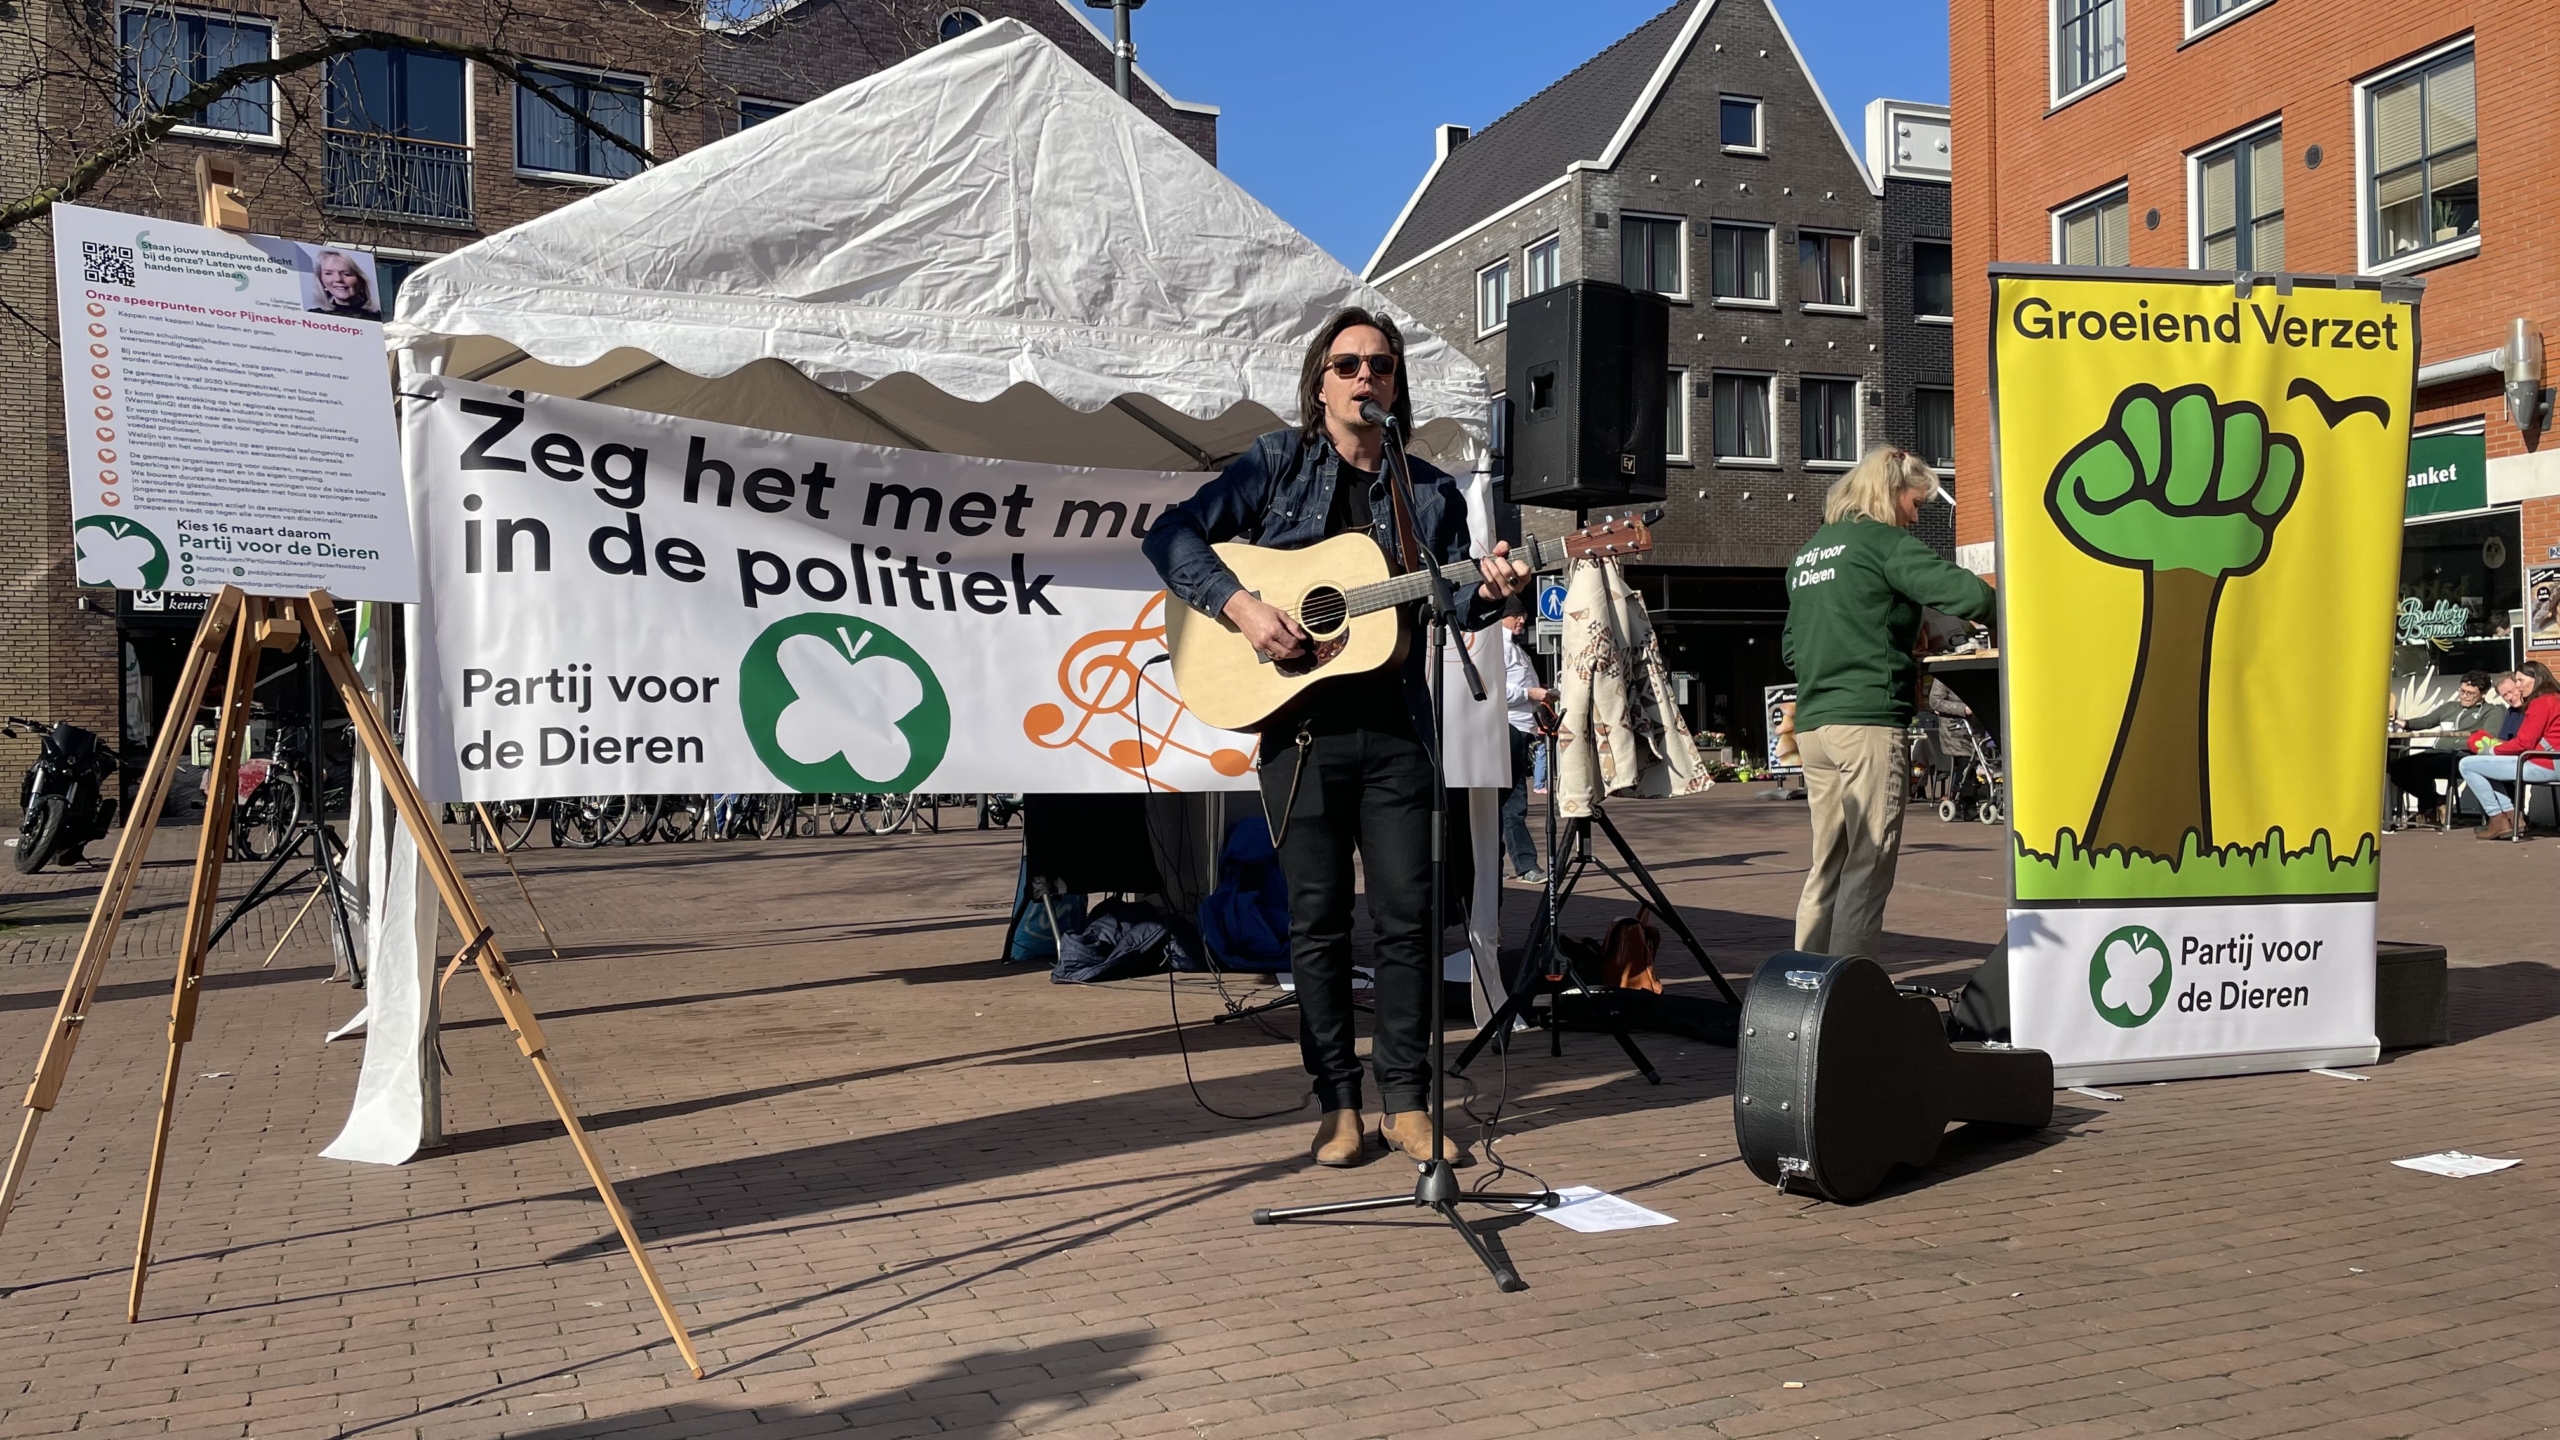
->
<box><xmin>1929</xmin><ymin>713</ymin><xmax>2004</xmax><ymax>825</ymax></box>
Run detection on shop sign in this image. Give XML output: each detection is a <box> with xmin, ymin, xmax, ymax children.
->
<box><xmin>2405</xmin><ymin>431</ymin><xmax>2486</xmax><ymax>517</ymax></box>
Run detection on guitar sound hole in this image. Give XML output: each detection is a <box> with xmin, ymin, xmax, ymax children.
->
<box><xmin>1297</xmin><ymin>587</ymin><xmax>1348</xmax><ymax>637</ymax></box>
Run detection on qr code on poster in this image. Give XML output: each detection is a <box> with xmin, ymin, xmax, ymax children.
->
<box><xmin>81</xmin><ymin>241</ymin><xmax>136</xmax><ymax>287</ymax></box>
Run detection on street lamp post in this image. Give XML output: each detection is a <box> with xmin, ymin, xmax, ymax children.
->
<box><xmin>1083</xmin><ymin>0</ymin><xmax>1142</xmax><ymax>100</ymax></box>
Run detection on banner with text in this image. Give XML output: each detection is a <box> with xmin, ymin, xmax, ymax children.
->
<box><xmin>405</xmin><ymin>378</ymin><xmax>1507</xmax><ymax>800</ymax></box>
<box><xmin>51</xmin><ymin>203</ymin><xmax>413</xmax><ymax>601</ymax></box>
<box><xmin>1991</xmin><ymin>268</ymin><xmax>2416</xmax><ymax>1083</ymax></box>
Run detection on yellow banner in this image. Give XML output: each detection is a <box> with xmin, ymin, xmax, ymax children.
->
<box><xmin>1992</xmin><ymin>272</ymin><xmax>2415</xmax><ymax>903</ymax></box>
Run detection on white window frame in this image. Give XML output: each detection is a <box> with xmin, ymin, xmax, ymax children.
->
<box><xmin>2185</xmin><ymin>116</ymin><xmax>2284</xmax><ymax>271</ymax></box>
<box><xmin>1914</xmin><ymin>385</ymin><xmax>1956</xmax><ymax>475</ymax></box>
<box><xmin>513</xmin><ymin>58</ymin><xmax>653</xmax><ymax>186</ymax></box>
<box><xmin>1799</xmin><ymin>376</ymin><xmax>1862</xmax><ymax>470</ymax></box>
<box><xmin>1523</xmin><ymin>232</ymin><xmax>1562</xmax><ymax>296</ymax></box>
<box><xmin>1666</xmin><ymin>366</ymin><xmax>1692</xmax><ymax>465</ymax></box>
<box><xmin>1711</xmin><ymin>370</ymin><xmax>1777</xmax><ymax>467</ymax></box>
<box><xmin>2353</xmin><ymin>36</ymin><xmax>2481</xmax><ymax>279</ymax></box>
<box><xmin>1476</xmin><ymin>256</ymin><xmax>1512</xmax><ymax>337</ymax></box>
<box><xmin>2051</xmin><ymin>183</ymin><xmax>2131</xmax><ymax>265</ymax></box>
<box><xmin>1911</xmin><ymin>239</ymin><xmax>1954</xmax><ymax>324</ymax></box>
<box><xmin>1620</xmin><ymin>211</ymin><xmax>1689</xmax><ymax>302</ymax></box>
<box><xmin>1797</xmin><ymin>227</ymin><xmax>1862</xmax><ymax>314</ymax></box>
<box><xmin>1709</xmin><ymin>221</ymin><xmax>1777</xmax><ymax>310</ymax></box>
<box><xmin>2050</xmin><ymin>0</ymin><xmax>2126</xmax><ymax>110</ymax></box>
<box><xmin>2185</xmin><ymin>0</ymin><xmax>2276</xmax><ymax>43</ymax></box>
<box><xmin>1719</xmin><ymin>94</ymin><xmax>1765</xmax><ymax>155</ymax></box>
<box><xmin>122</xmin><ymin>5</ymin><xmax>283</xmax><ymax>145</ymax></box>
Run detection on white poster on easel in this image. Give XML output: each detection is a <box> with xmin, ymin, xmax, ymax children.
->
<box><xmin>50</xmin><ymin>202</ymin><xmax>414</xmax><ymax>602</ymax></box>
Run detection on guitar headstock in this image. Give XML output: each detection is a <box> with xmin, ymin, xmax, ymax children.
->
<box><xmin>1557</xmin><ymin>507</ymin><xmax>1661</xmax><ymax>563</ymax></box>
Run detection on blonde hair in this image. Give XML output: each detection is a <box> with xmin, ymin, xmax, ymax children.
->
<box><xmin>1824</xmin><ymin>447</ymin><xmax>1941</xmax><ymax>526</ymax></box>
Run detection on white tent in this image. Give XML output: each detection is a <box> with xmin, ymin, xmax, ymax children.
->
<box><xmin>387</xmin><ymin>17</ymin><xmax>1488</xmax><ymax>469</ymax></box>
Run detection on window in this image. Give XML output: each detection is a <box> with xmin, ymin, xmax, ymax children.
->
<box><xmin>1524</xmin><ymin>233</ymin><xmax>1562</xmax><ymax>295</ymax></box>
<box><xmin>1720</xmin><ymin>96</ymin><xmax>1762</xmax><ymax>152</ymax></box>
<box><xmin>372</xmin><ymin>256</ymin><xmax>424</xmax><ymax>320</ymax></box>
<box><xmin>1477</xmin><ymin>258</ymin><xmax>1512</xmax><ymax>335</ymax></box>
<box><xmin>517</xmin><ymin>65</ymin><xmax>647</xmax><ymax>181</ymax></box>
<box><xmin>1710</xmin><ymin>223</ymin><xmax>1773</xmax><ymax>305</ymax></box>
<box><xmin>1712</xmin><ymin>373</ymin><xmax>1773</xmax><ymax>462</ymax></box>
<box><xmin>119</xmin><ymin>9</ymin><xmax>274</xmax><ymax>138</ymax></box>
<box><xmin>1915</xmin><ymin>388</ymin><xmax>1955</xmax><ymax>470</ymax></box>
<box><xmin>738</xmin><ymin>98</ymin><xmax>793</xmax><ymax>128</ymax></box>
<box><xmin>1912</xmin><ymin>241</ymin><xmax>1952</xmax><ymax>320</ymax></box>
<box><xmin>324</xmin><ymin>47</ymin><xmax>471</xmax><ymax>223</ymax></box>
<box><xmin>1798</xmin><ymin>230</ymin><xmax>1858</xmax><ymax>309</ymax></box>
<box><xmin>1621</xmin><ymin>214</ymin><xmax>1684</xmax><ymax>297</ymax></box>
<box><xmin>2189</xmin><ymin>0</ymin><xmax>2271</xmax><ymax>36</ymax></box>
<box><xmin>1666</xmin><ymin>368</ymin><xmax>1691</xmax><ymax>463</ymax></box>
<box><xmin>2196</xmin><ymin>126</ymin><xmax>2284</xmax><ymax>271</ymax></box>
<box><xmin>2365</xmin><ymin>44</ymin><xmax>2478</xmax><ymax>268</ymax></box>
<box><xmin>1802</xmin><ymin>378</ymin><xmax>1859</xmax><ymax>466</ymax></box>
<box><xmin>2055</xmin><ymin>0</ymin><xmax>2124</xmax><ymax>101</ymax></box>
<box><xmin>2055</xmin><ymin>189</ymin><xmax>2130</xmax><ymax>266</ymax></box>
<box><xmin>939</xmin><ymin>9</ymin><xmax>984</xmax><ymax>41</ymax></box>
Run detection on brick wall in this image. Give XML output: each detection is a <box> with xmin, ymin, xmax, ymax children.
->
<box><xmin>1954</xmin><ymin>0</ymin><xmax>2560</xmax><ymax>565</ymax></box>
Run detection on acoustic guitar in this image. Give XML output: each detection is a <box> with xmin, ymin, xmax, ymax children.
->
<box><xmin>1164</xmin><ymin>510</ymin><xmax>1656</xmax><ymax>732</ymax></box>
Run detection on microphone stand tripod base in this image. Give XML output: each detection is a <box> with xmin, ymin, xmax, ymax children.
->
<box><xmin>1249</xmin><ymin>1161</ymin><xmax>1560</xmax><ymax>1294</ymax></box>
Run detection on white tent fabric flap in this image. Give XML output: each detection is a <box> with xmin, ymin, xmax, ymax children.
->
<box><xmin>388</xmin><ymin>18</ymin><xmax>1486</xmax><ymax>470</ymax></box>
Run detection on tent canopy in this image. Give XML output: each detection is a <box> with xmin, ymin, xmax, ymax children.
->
<box><xmin>389</xmin><ymin>19</ymin><xmax>1487</xmax><ymax>470</ymax></box>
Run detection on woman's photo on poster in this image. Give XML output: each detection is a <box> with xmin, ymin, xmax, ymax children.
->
<box><xmin>296</xmin><ymin>244</ymin><xmax>382</xmax><ymax>321</ymax></box>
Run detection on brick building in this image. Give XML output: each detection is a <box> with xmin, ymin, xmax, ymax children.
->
<box><xmin>1951</xmin><ymin>0</ymin><xmax>2560</xmax><ymax>678</ymax></box>
<box><xmin>1366</xmin><ymin>0</ymin><xmax>1955</xmax><ymax>751</ymax></box>
<box><xmin>0</xmin><ymin>0</ymin><xmax>1215</xmax><ymax>798</ymax></box>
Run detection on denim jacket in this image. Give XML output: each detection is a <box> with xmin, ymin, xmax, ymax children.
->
<box><xmin>1143</xmin><ymin>427</ymin><xmax>1501</xmax><ymax>737</ymax></box>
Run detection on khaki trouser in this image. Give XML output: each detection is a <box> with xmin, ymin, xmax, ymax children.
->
<box><xmin>1793</xmin><ymin>724</ymin><xmax>1908</xmax><ymax>959</ymax></box>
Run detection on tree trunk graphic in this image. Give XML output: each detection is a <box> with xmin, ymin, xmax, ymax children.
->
<box><xmin>2046</xmin><ymin>385</ymin><xmax>2302</xmax><ymax>862</ymax></box>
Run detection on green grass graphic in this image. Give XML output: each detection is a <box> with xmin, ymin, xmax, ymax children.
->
<box><xmin>2014</xmin><ymin>826</ymin><xmax>2378</xmax><ymax>903</ymax></box>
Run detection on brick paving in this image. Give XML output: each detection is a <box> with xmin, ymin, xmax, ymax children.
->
<box><xmin>0</xmin><ymin>790</ymin><xmax>2554</xmax><ymax>1439</ymax></box>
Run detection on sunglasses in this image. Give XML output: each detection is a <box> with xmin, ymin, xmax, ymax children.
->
<box><xmin>1326</xmin><ymin>352</ymin><xmax>1399</xmax><ymax>380</ymax></box>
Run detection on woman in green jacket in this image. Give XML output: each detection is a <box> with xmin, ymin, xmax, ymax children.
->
<box><xmin>1782</xmin><ymin>449</ymin><xmax>1995</xmax><ymax>959</ymax></box>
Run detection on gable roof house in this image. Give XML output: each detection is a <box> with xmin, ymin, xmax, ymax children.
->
<box><xmin>1368</xmin><ymin>0</ymin><xmax>1950</xmax><ymax>751</ymax></box>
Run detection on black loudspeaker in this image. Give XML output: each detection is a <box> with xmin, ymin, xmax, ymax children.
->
<box><xmin>1502</xmin><ymin>279</ymin><xmax>1670</xmax><ymax>510</ymax></box>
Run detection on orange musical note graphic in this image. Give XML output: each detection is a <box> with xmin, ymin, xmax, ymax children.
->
<box><xmin>1024</xmin><ymin>591</ymin><xmax>1254</xmax><ymax>791</ymax></box>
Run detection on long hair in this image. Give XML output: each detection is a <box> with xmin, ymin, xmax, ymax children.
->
<box><xmin>2523</xmin><ymin>660</ymin><xmax>2560</xmax><ymax>699</ymax></box>
<box><xmin>1823</xmin><ymin>446</ymin><xmax>1940</xmax><ymax>526</ymax></box>
<box><xmin>1297</xmin><ymin>307</ymin><xmax>1415</xmax><ymax>443</ymax></box>
<box><xmin>313</xmin><ymin>249</ymin><xmax>373</xmax><ymax>312</ymax></box>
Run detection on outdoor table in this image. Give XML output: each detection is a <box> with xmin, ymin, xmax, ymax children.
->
<box><xmin>2385</xmin><ymin>728</ymin><xmax>2461</xmax><ymax>832</ymax></box>
<box><xmin>1923</xmin><ymin>649</ymin><xmax>2001</xmax><ymax>741</ymax></box>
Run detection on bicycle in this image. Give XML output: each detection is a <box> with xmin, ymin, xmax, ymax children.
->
<box><xmin>552</xmin><ymin>794</ymin><xmax>631</xmax><ymax>848</ymax></box>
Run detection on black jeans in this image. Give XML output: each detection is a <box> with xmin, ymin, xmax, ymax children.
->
<box><xmin>1500</xmin><ymin>727</ymin><xmax>1540</xmax><ymax>876</ymax></box>
<box><xmin>1260</xmin><ymin>725</ymin><xmax>1435</xmax><ymax>1115</ymax></box>
<box><xmin>2388</xmin><ymin>750</ymin><xmax>2463</xmax><ymax>811</ymax></box>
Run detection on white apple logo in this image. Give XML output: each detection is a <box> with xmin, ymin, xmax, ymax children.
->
<box><xmin>77</xmin><ymin>523</ymin><xmax>162</xmax><ymax>589</ymax></box>
<box><xmin>772</xmin><ymin>627</ymin><xmax>925</xmax><ymax>781</ymax></box>
<box><xmin>2098</xmin><ymin>934</ymin><xmax>2167</xmax><ymax>1018</ymax></box>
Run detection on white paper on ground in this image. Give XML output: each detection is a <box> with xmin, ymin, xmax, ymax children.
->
<box><xmin>1531</xmin><ymin>1185</ymin><xmax>1677</xmax><ymax>1233</ymax></box>
<box><xmin>2392</xmin><ymin>1152</ymin><xmax>2520</xmax><ymax>1178</ymax></box>
<box><xmin>2311</xmin><ymin>1068</ymin><xmax>2371</xmax><ymax>1081</ymax></box>
<box><xmin>2068</xmin><ymin>1086</ymin><xmax>2124</xmax><ymax>1101</ymax></box>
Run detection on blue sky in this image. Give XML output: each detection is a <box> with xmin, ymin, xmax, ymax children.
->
<box><xmin>1127</xmin><ymin>0</ymin><xmax>1949</xmax><ymax>271</ymax></box>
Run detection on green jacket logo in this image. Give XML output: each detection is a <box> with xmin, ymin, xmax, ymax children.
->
<box><xmin>2089</xmin><ymin>924</ymin><xmax>2173</xmax><ymax>1028</ymax></box>
<box><xmin>73</xmin><ymin>515</ymin><xmax>168</xmax><ymax>590</ymax></box>
<box><xmin>739</xmin><ymin>614</ymin><xmax>949</xmax><ymax>791</ymax></box>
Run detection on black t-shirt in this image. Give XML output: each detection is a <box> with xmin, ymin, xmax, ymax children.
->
<box><xmin>1275</xmin><ymin>463</ymin><xmax>1413</xmax><ymax>737</ymax></box>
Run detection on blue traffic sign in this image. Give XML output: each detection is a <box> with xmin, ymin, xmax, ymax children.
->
<box><xmin>1536</xmin><ymin>576</ymin><xmax>1567</xmax><ymax>623</ymax></box>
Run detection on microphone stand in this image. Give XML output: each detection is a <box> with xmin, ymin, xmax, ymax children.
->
<box><xmin>1250</xmin><ymin>409</ymin><xmax>1558</xmax><ymax>1293</ymax></box>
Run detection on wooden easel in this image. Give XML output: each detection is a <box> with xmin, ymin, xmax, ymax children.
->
<box><xmin>0</xmin><ymin>588</ymin><xmax>703</xmax><ymax>1377</ymax></box>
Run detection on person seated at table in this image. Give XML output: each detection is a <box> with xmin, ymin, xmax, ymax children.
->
<box><xmin>2389</xmin><ymin>670</ymin><xmax>2504</xmax><ymax>826</ymax></box>
<box><xmin>2457</xmin><ymin>665</ymin><xmax>2560</xmax><ymax>840</ymax></box>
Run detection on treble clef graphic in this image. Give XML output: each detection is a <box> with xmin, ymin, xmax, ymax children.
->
<box><xmin>1023</xmin><ymin>592</ymin><xmax>1253</xmax><ymax>789</ymax></box>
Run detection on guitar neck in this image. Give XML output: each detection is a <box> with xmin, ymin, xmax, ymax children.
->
<box><xmin>1342</xmin><ymin>534</ymin><xmax>1556</xmax><ymax>618</ymax></box>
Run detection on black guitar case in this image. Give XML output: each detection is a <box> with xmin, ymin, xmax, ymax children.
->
<box><xmin>1734</xmin><ymin>951</ymin><xmax>2054</xmax><ymax>1202</ymax></box>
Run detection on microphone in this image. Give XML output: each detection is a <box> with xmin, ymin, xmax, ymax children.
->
<box><xmin>1359</xmin><ymin>401</ymin><xmax>1396</xmax><ymax>431</ymax></box>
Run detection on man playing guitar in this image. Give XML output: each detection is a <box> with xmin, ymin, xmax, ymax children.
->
<box><xmin>1144</xmin><ymin>308</ymin><xmax>1530</xmax><ymax>1167</ymax></box>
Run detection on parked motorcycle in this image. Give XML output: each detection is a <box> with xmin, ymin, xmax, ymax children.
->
<box><xmin>8</xmin><ymin>716</ymin><xmax>118</xmax><ymax>874</ymax></box>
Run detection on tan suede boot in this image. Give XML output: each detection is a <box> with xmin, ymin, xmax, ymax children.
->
<box><xmin>1310</xmin><ymin>1108</ymin><xmax>1367</xmax><ymax>1167</ymax></box>
<box><xmin>1381</xmin><ymin>1111</ymin><xmax>1471</xmax><ymax>1167</ymax></box>
<box><xmin>2479</xmin><ymin>811</ymin><xmax>2517</xmax><ymax>840</ymax></box>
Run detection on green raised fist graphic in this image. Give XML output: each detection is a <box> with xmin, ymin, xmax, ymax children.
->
<box><xmin>2049</xmin><ymin>384</ymin><xmax>2301</xmax><ymax>579</ymax></box>
<box><xmin>2043</xmin><ymin>383</ymin><xmax>2306</xmax><ymax>862</ymax></box>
